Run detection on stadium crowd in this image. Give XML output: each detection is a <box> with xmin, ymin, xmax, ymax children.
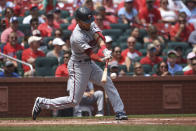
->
<box><xmin>0</xmin><ymin>0</ymin><xmax>196</xmax><ymax>78</ymax></box>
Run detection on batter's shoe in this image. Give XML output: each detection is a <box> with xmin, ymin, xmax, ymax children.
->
<box><xmin>115</xmin><ymin>112</ymin><xmax>128</xmax><ymax>120</ymax></box>
<box><xmin>32</xmin><ymin>97</ymin><xmax>42</xmax><ymax>120</ymax></box>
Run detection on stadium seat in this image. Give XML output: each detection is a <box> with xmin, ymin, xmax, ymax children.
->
<box><xmin>17</xmin><ymin>17</ymin><xmax>24</xmax><ymax>24</ymax></box>
<box><xmin>168</xmin><ymin>42</ymin><xmax>189</xmax><ymax>50</ymax></box>
<box><xmin>162</xmin><ymin>48</ymin><xmax>172</xmax><ymax>56</ymax></box>
<box><xmin>110</xmin><ymin>23</ymin><xmax>129</xmax><ymax>31</ymax></box>
<box><xmin>16</xmin><ymin>50</ymin><xmax>24</xmax><ymax>76</ymax></box>
<box><xmin>139</xmin><ymin>49</ymin><xmax>147</xmax><ymax>56</ymax></box>
<box><xmin>142</xmin><ymin>64</ymin><xmax>152</xmax><ymax>74</ymax></box>
<box><xmin>139</xmin><ymin>29</ymin><xmax>148</xmax><ymax>38</ymax></box>
<box><xmin>128</xmin><ymin>64</ymin><xmax>134</xmax><ymax>72</ymax></box>
<box><xmin>102</xmin><ymin>29</ymin><xmax>122</xmax><ymax>41</ymax></box>
<box><xmin>126</xmin><ymin>72</ymin><xmax>134</xmax><ymax>76</ymax></box>
<box><xmin>18</xmin><ymin>24</ymin><xmax>31</xmax><ymax>35</ymax></box>
<box><xmin>174</xmin><ymin>71</ymin><xmax>184</xmax><ymax>75</ymax></box>
<box><xmin>120</xmin><ymin>42</ymin><xmax>128</xmax><ymax>50</ymax></box>
<box><xmin>135</xmin><ymin>42</ymin><xmax>142</xmax><ymax>50</ymax></box>
<box><xmin>24</xmin><ymin>10</ymin><xmax>30</xmax><ymax>16</ymax></box>
<box><xmin>124</xmin><ymin>29</ymin><xmax>132</xmax><ymax>36</ymax></box>
<box><xmin>111</xmin><ymin>41</ymin><xmax>119</xmax><ymax>47</ymax></box>
<box><xmin>135</xmin><ymin>56</ymin><xmax>145</xmax><ymax>62</ymax></box>
<box><xmin>43</xmin><ymin>37</ymin><xmax>54</xmax><ymax>45</ymax></box>
<box><xmin>63</xmin><ymin>30</ymin><xmax>72</xmax><ymax>38</ymax></box>
<box><xmin>185</xmin><ymin>48</ymin><xmax>192</xmax><ymax>57</ymax></box>
<box><xmin>39</xmin><ymin>10</ymin><xmax>45</xmax><ymax>15</ymax></box>
<box><xmin>119</xmin><ymin>65</ymin><xmax>127</xmax><ymax>72</ymax></box>
<box><xmin>35</xmin><ymin>57</ymin><xmax>58</xmax><ymax>76</ymax></box>
<box><xmin>60</xmin><ymin>10</ymin><xmax>70</xmax><ymax>18</ymax></box>
<box><xmin>60</xmin><ymin>23</ymin><xmax>70</xmax><ymax>30</ymax></box>
<box><xmin>117</xmin><ymin>35</ymin><xmax>129</xmax><ymax>43</ymax></box>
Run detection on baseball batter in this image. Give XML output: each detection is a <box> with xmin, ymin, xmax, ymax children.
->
<box><xmin>32</xmin><ymin>6</ymin><xmax>128</xmax><ymax>120</ymax></box>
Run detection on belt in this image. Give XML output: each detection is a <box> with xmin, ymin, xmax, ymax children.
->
<box><xmin>78</xmin><ymin>58</ymin><xmax>91</xmax><ymax>63</ymax></box>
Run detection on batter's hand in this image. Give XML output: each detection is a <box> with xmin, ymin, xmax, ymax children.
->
<box><xmin>101</xmin><ymin>55</ymin><xmax>112</xmax><ymax>62</ymax></box>
<box><xmin>103</xmin><ymin>48</ymin><xmax>112</xmax><ymax>58</ymax></box>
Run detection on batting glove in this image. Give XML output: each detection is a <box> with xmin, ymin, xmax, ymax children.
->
<box><xmin>101</xmin><ymin>55</ymin><xmax>112</xmax><ymax>62</ymax></box>
<box><xmin>103</xmin><ymin>48</ymin><xmax>112</xmax><ymax>58</ymax></box>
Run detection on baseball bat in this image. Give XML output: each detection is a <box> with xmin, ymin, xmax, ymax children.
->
<box><xmin>101</xmin><ymin>60</ymin><xmax>109</xmax><ymax>83</ymax></box>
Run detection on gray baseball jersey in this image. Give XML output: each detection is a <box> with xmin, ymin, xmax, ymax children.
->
<box><xmin>38</xmin><ymin>22</ymin><xmax>125</xmax><ymax>113</ymax></box>
<box><xmin>70</xmin><ymin>22</ymin><xmax>100</xmax><ymax>61</ymax></box>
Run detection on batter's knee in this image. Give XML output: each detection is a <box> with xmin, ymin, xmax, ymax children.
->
<box><xmin>94</xmin><ymin>90</ymin><xmax>104</xmax><ymax>97</ymax></box>
<box><xmin>66</xmin><ymin>97</ymin><xmax>80</xmax><ymax>107</ymax></box>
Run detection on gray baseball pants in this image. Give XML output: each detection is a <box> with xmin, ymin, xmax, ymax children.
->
<box><xmin>38</xmin><ymin>60</ymin><xmax>124</xmax><ymax>113</ymax></box>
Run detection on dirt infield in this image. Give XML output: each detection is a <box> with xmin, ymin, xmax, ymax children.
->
<box><xmin>0</xmin><ymin>117</ymin><xmax>196</xmax><ymax>127</ymax></box>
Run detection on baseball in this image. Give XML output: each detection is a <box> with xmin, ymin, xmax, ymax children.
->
<box><xmin>110</xmin><ymin>73</ymin><xmax>117</xmax><ymax>79</ymax></box>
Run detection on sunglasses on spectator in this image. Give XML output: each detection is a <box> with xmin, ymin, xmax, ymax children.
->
<box><xmin>162</xmin><ymin>2</ymin><xmax>168</xmax><ymax>4</ymax></box>
<box><xmin>32</xmin><ymin>22</ymin><xmax>39</xmax><ymax>26</ymax></box>
<box><xmin>64</xmin><ymin>56</ymin><xmax>70</xmax><ymax>59</ymax></box>
<box><xmin>135</xmin><ymin>66</ymin><xmax>142</xmax><ymax>69</ymax></box>
<box><xmin>179</xmin><ymin>20</ymin><xmax>186</xmax><ymax>23</ymax></box>
<box><xmin>147</xmin><ymin>1</ymin><xmax>154</xmax><ymax>4</ymax></box>
<box><xmin>192</xmin><ymin>63</ymin><xmax>196</xmax><ymax>66</ymax></box>
<box><xmin>55</xmin><ymin>33</ymin><xmax>62</xmax><ymax>36</ymax></box>
<box><xmin>128</xmin><ymin>41</ymin><xmax>136</xmax><ymax>44</ymax></box>
<box><xmin>114</xmin><ymin>50</ymin><xmax>121</xmax><ymax>53</ymax></box>
<box><xmin>96</xmin><ymin>18</ymin><xmax>103</xmax><ymax>21</ymax></box>
<box><xmin>10</xmin><ymin>36</ymin><xmax>17</xmax><ymax>40</ymax></box>
<box><xmin>160</xmin><ymin>65</ymin><xmax>167</xmax><ymax>68</ymax></box>
<box><xmin>6</xmin><ymin>11</ymin><xmax>12</xmax><ymax>14</ymax></box>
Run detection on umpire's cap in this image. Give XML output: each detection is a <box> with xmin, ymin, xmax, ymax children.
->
<box><xmin>75</xmin><ymin>6</ymin><xmax>94</xmax><ymax>24</ymax></box>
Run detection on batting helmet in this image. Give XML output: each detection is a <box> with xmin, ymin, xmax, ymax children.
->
<box><xmin>75</xmin><ymin>6</ymin><xmax>94</xmax><ymax>24</ymax></box>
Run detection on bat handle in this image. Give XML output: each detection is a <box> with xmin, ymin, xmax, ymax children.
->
<box><xmin>105</xmin><ymin>59</ymin><xmax>109</xmax><ymax>67</ymax></box>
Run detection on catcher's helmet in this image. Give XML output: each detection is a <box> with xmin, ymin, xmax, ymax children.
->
<box><xmin>75</xmin><ymin>6</ymin><xmax>94</xmax><ymax>24</ymax></box>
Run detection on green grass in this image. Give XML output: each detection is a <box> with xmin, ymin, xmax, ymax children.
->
<box><xmin>1</xmin><ymin>114</ymin><xmax>196</xmax><ymax>120</ymax></box>
<box><xmin>0</xmin><ymin>125</ymin><xmax>196</xmax><ymax>131</ymax></box>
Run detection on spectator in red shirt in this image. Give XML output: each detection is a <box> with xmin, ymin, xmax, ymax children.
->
<box><xmin>55</xmin><ymin>51</ymin><xmax>71</xmax><ymax>77</ymax></box>
<box><xmin>53</xmin><ymin>8</ymin><xmax>68</xmax><ymax>29</ymax></box>
<box><xmin>103</xmin><ymin>0</ymin><xmax>118</xmax><ymax>23</ymax></box>
<box><xmin>30</xmin><ymin>18</ymin><xmax>39</xmax><ymax>33</ymax></box>
<box><xmin>94</xmin><ymin>14</ymin><xmax>111</xmax><ymax>30</ymax></box>
<box><xmin>175</xmin><ymin>46</ymin><xmax>187</xmax><ymax>64</ymax></box>
<box><xmin>143</xmin><ymin>25</ymin><xmax>165</xmax><ymax>44</ymax></box>
<box><xmin>38</xmin><ymin>12</ymin><xmax>56</xmax><ymax>37</ymax></box>
<box><xmin>68</xmin><ymin>0</ymin><xmax>95</xmax><ymax>31</ymax></box>
<box><xmin>41</xmin><ymin>0</ymin><xmax>57</xmax><ymax>13</ymax></box>
<box><xmin>22</xmin><ymin>36</ymin><xmax>45</xmax><ymax>76</ymax></box>
<box><xmin>130</xmin><ymin>27</ymin><xmax>144</xmax><ymax>44</ymax></box>
<box><xmin>96</xmin><ymin>5</ymin><xmax>117</xmax><ymax>24</ymax></box>
<box><xmin>139</xmin><ymin>0</ymin><xmax>162</xmax><ymax>24</ymax></box>
<box><xmin>121</xmin><ymin>36</ymin><xmax>142</xmax><ymax>63</ymax></box>
<box><xmin>1</xmin><ymin>16</ymin><xmax>24</xmax><ymax>43</ymax></box>
<box><xmin>184</xmin><ymin>58</ymin><xmax>196</xmax><ymax>75</ymax></box>
<box><xmin>109</xmin><ymin>46</ymin><xmax>125</xmax><ymax>65</ymax></box>
<box><xmin>170</xmin><ymin>12</ymin><xmax>195</xmax><ymax>42</ymax></box>
<box><xmin>3</xmin><ymin>32</ymin><xmax>24</xmax><ymax>58</ymax></box>
<box><xmin>140</xmin><ymin>43</ymin><xmax>163</xmax><ymax>66</ymax></box>
<box><xmin>1</xmin><ymin>7</ymin><xmax>14</xmax><ymax>29</ymax></box>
